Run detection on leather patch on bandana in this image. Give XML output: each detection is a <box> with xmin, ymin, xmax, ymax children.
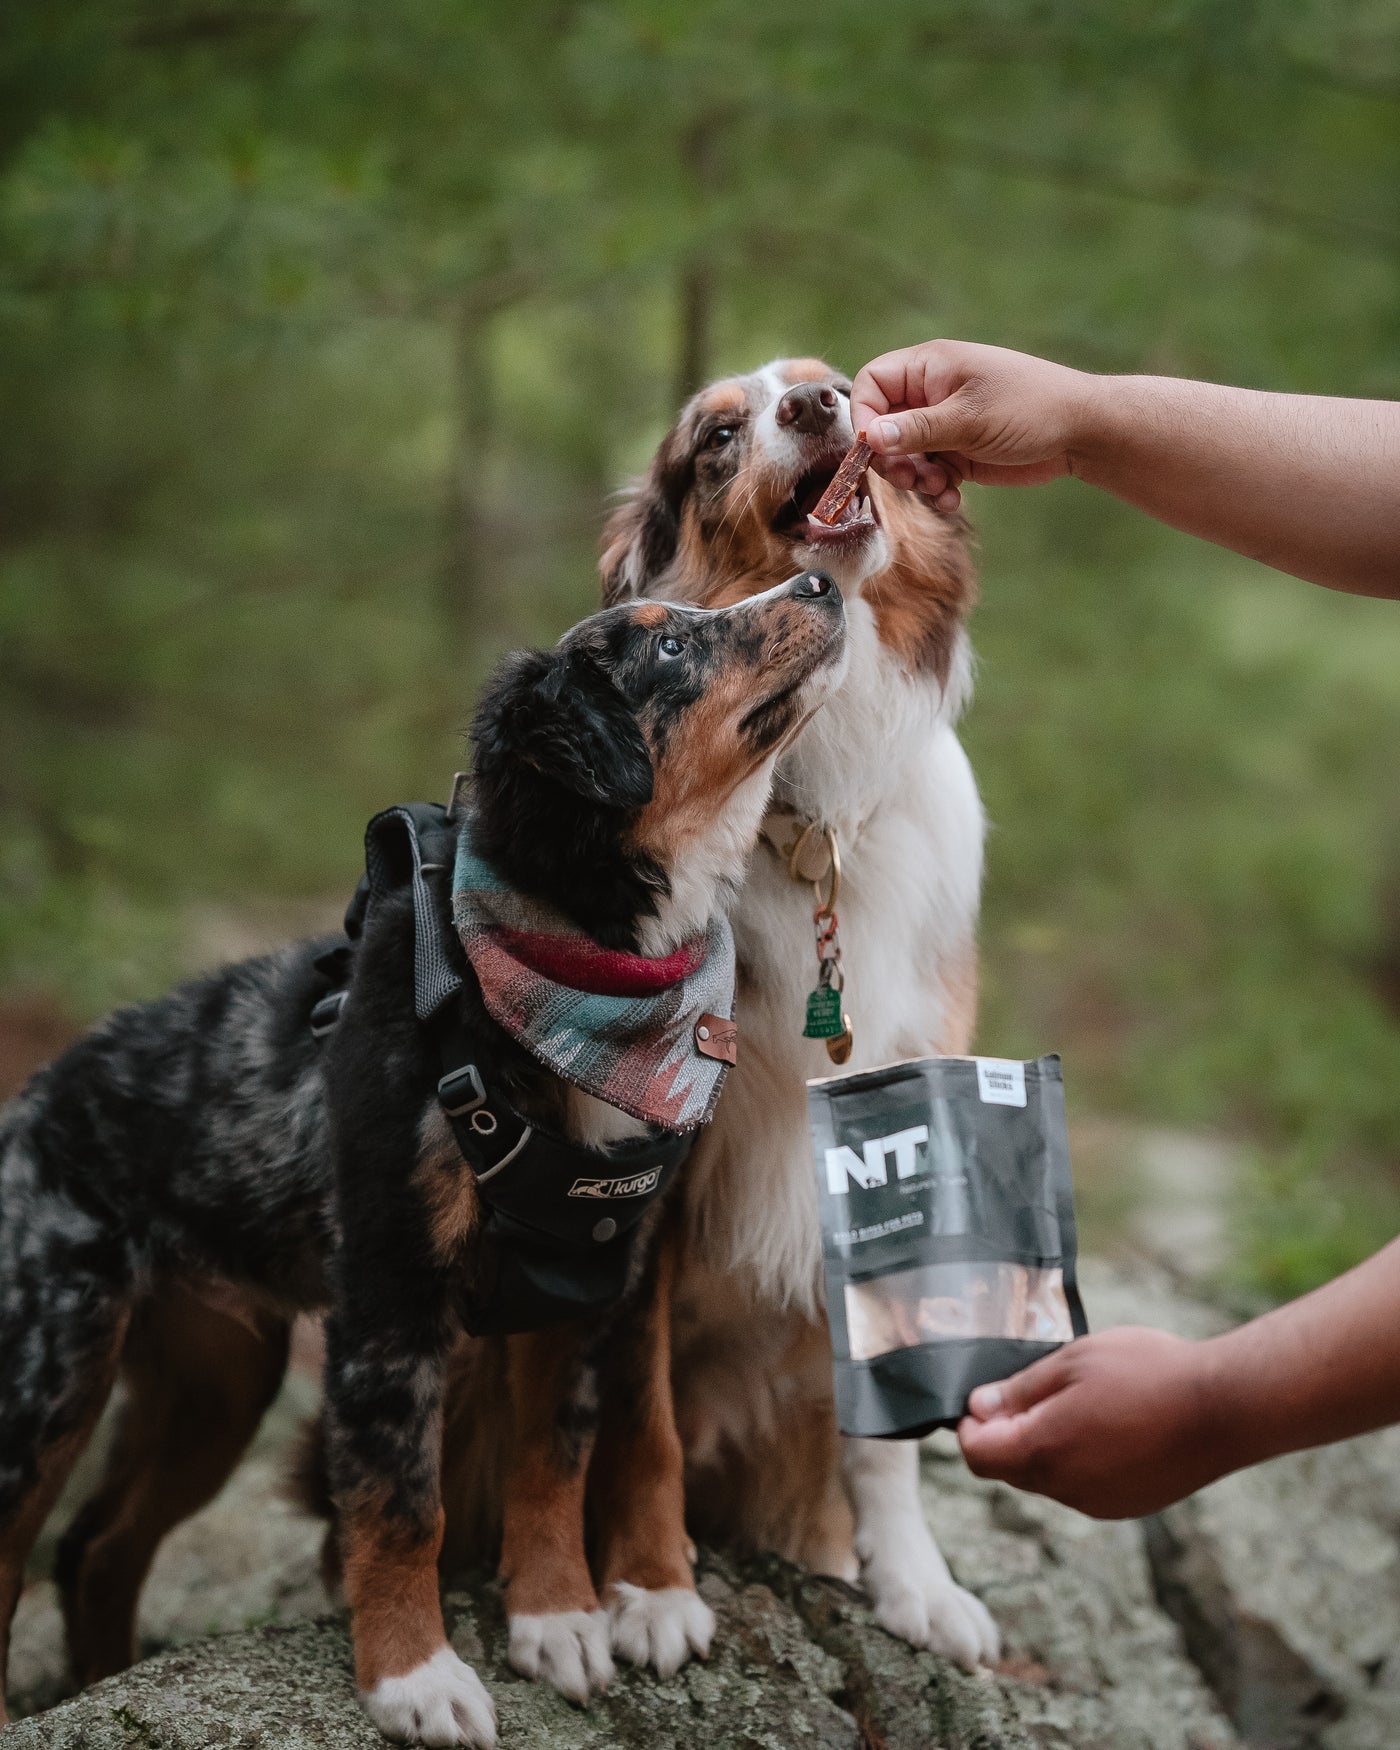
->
<box><xmin>693</xmin><ymin>1014</ymin><xmax>738</xmax><ymax>1065</ymax></box>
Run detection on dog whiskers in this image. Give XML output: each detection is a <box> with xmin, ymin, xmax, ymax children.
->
<box><xmin>713</xmin><ymin>475</ymin><xmax>768</xmax><ymax>573</ymax></box>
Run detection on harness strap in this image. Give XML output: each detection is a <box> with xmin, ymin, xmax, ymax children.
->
<box><xmin>432</xmin><ymin>1015</ymin><xmax>688</xmax><ymax>1251</ymax></box>
<box><xmin>313</xmin><ymin>795</ymin><xmax>694</xmax><ymax>1333</ymax></box>
<box><xmin>363</xmin><ymin>802</ymin><xmax>464</xmax><ymax>1022</ymax></box>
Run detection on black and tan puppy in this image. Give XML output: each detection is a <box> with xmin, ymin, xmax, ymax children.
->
<box><xmin>0</xmin><ymin>573</ymin><xmax>846</xmax><ymax>1745</ymax></box>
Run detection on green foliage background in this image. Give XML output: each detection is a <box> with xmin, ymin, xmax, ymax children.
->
<box><xmin>3</xmin><ymin>0</ymin><xmax>1399</xmax><ymax>1294</ymax></box>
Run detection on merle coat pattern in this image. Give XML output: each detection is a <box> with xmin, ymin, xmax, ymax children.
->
<box><xmin>0</xmin><ymin>575</ymin><xmax>845</xmax><ymax>1746</ymax></box>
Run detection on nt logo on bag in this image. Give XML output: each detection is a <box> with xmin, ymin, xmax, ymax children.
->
<box><xmin>568</xmin><ymin>1169</ymin><xmax>662</xmax><ymax>1200</ymax></box>
<box><xmin>825</xmin><ymin>1125</ymin><xmax>930</xmax><ymax>1195</ymax></box>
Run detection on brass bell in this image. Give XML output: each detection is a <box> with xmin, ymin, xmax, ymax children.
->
<box><xmin>825</xmin><ymin>1018</ymin><xmax>854</xmax><ymax>1066</ymax></box>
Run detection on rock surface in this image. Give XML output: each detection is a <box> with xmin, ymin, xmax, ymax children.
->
<box><xmin>4</xmin><ymin>1548</ymin><xmax>1234</xmax><ymax>1750</ymax></box>
<box><xmin>5</xmin><ymin>1257</ymin><xmax>1399</xmax><ymax>1749</ymax></box>
<box><xmin>1146</xmin><ymin>1430</ymin><xmax>1400</xmax><ymax>1750</ymax></box>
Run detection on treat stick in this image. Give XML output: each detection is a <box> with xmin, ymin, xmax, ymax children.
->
<box><xmin>811</xmin><ymin>434</ymin><xmax>874</xmax><ymax>525</ymax></box>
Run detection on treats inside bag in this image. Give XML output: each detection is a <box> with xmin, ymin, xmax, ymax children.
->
<box><xmin>807</xmin><ymin>1054</ymin><xmax>1087</xmax><ymax>1438</ymax></box>
<box><xmin>844</xmin><ymin>1260</ymin><xmax>1075</xmax><ymax>1359</ymax></box>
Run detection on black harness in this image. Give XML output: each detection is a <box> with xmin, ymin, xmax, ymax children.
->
<box><xmin>313</xmin><ymin>800</ymin><xmax>692</xmax><ymax>1335</ymax></box>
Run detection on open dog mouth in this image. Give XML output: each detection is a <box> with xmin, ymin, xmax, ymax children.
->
<box><xmin>770</xmin><ymin>455</ymin><xmax>879</xmax><ymax>547</ymax></box>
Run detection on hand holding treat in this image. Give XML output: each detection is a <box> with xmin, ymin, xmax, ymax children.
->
<box><xmin>850</xmin><ymin>340</ymin><xmax>1090</xmax><ymax>511</ymax></box>
<box><xmin>848</xmin><ymin>337</ymin><xmax>1400</xmax><ymax>595</ymax></box>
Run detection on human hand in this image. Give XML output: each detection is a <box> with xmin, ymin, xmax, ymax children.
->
<box><xmin>956</xmin><ymin>1327</ymin><xmax>1232</xmax><ymax>1519</ymax></box>
<box><xmin>850</xmin><ymin>340</ymin><xmax>1098</xmax><ymax>512</ymax></box>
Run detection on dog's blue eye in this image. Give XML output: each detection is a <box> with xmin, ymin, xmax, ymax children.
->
<box><xmin>658</xmin><ymin>635</ymin><xmax>685</xmax><ymax>659</ymax></box>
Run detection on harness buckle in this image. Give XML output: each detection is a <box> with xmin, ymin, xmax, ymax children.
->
<box><xmin>309</xmin><ymin>990</ymin><xmax>348</xmax><ymax>1038</ymax></box>
<box><xmin>438</xmin><ymin>1061</ymin><xmax>488</xmax><ymax>1118</ymax></box>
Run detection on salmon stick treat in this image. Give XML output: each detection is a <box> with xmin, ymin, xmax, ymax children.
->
<box><xmin>811</xmin><ymin>433</ymin><xmax>874</xmax><ymax>525</ymax></box>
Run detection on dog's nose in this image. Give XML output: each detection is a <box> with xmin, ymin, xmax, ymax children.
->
<box><xmin>790</xmin><ymin>570</ymin><xmax>839</xmax><ymax>602</ymax></box>
<box><xmin>775</xmin><ymin>382</ymin><xmax>839</xmax><ymax>435</ymax></box>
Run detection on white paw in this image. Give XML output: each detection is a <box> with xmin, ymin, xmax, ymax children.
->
<box><xmin>866</xmin><ymin>1563</ymin><xmax>1000</xmax><ymax>1669</ymax></box>
<box><xmin>507</xmin><ymin>1607</ymin><xmax>615</xmax><ymax>1704</ymax></box>
<box><xmin>361</xmin><ymin>1646</ymin><xmax>497</xmax><ymax>1747</ymax></box>
<box><xmin>607</xmin><ymin>1582</ymin><xmax>715</xmax><ymax>1679</ymax></box>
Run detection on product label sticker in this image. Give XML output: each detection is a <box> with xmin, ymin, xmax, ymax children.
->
<box><xmin>975</xmin><ymin>1057</ymin><xmax>1027</xmax><ymax>1108</ymax></box>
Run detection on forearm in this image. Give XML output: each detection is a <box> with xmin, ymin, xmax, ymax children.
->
<box><xmin>1201</xmin><ymin>1235</ymin><xmax>1400</xmax><ymax>1474</ymax></box>
<box><xmin>1072</xmin><ymin>376</ymin><xmax>1400</xmax><ymax>598</ymax></box>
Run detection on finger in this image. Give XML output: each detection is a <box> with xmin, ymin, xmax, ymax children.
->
<box><xmin>850</xmin><ymin>367</ymin><xmax>894</xmax><ymax>435</ymax></box>
<box><xmin>909</xmin><ymin>455</ymin><xmax>954</xmax><ymax>494</ymax></box>
<box><xmin>866</xmin><ymin>389</ymin><xmax>979</xmax><ymax>460</ymax></box>
<box><xmin>966</xmin><ymin>1349</ymin><xmax>1072</xmax><ymax>1421</ymax></box>
<box><xmin>885</xmin><ymin>458</ymin><xmax>950</xmax><ymax>501</ymax></box>
<box><xmin>872</xmin><ymin>453</ymin><xmax>920</xmax><ymax>492</ymax></box>
<box><xmin>851</xmin><ymin>347</ymin><xmax>920</xmax><ymax>432</ymax></box>
<box><xmin>874</xmin><ymin>454</ymin><xmax>955</xmax><ymax>498</ymax></box>
<box><xmin>852</xmin><ymin>341</ymin><xmax>965</xmax><ymax>435</ymax></box>
<box><xmin>957</xmin><ymin>1410</ymin><xmax>1042</xmax><ymax>1481</ymax></box>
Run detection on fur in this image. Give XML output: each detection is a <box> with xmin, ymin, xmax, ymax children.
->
<box><xmin>601</xmin><ymin>359</ymin><xmax>1000</xmax><ymax>1666</ymax></box>
<box><xmin>0</xmin><ymin>579</ymin><xmax>846</xmax><ymax>1742</ymax></box>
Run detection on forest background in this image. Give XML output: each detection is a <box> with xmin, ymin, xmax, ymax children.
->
<box><xmin>3</xmin><ymin>0</ymin><xmax>1399</xmax><ymax>1298</ymax></box>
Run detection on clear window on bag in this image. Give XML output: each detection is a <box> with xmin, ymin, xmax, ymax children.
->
<box><xmin>844</xmin><ymin>1260</ymin><xmax>1074</xmax><ymax>1361</ymax></box>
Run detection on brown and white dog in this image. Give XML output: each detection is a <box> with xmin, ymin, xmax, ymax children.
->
<box><xmin>424</xmin><ymin>360</ymin><xmax>995</xmax><ymax>1669</ymax></box>
<box><xmin>596</xmin><ymin>358</ymin><xmax>999</xmax><ymax>1667</ymax></box>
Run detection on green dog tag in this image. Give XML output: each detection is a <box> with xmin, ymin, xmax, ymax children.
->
<box><xmin>804</xmin><ymin>984</ymin><xmax>844</xmax><ymax>1039</ymax></box>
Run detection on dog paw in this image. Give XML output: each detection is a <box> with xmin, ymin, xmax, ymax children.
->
<box><xmin>607</xmin><ymin>1582</ymin><xmax>715</xmax><ymax>1679</ymax></box>
<box><xmin>507</xmin><ymin>1608</ymin><xmax>615</xmax><ymax>1704</ymax></box>
<box><xmin>868</xmin><ymin>1566</ymin><xmax>1000</xmax><ymax>1669</ymax></box>
<box><xmin>361</xmin><ymin>1646</ymin><xmax>497</xmax><ymax>1747</ymax></box>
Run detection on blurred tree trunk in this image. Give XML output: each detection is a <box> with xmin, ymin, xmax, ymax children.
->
<box><xmin>442</xmin><ymin>297</ymin><xmax>495</xmax><ymax>633</ymax></box>
<box><xmin>676</xmin><ymin>257</ymin><xmax>714</xmax><ymax>406</ymax></box>
<box><xmin>675</xmin><ymin>118</ymin><xmax>722</xmax><ymax>404</ymax></box>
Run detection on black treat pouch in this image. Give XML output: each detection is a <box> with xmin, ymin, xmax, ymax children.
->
<box><xmin>807</xmin><ymin>1054</ymin><xmax>1087</xmax><ymax>1439</ymax></box>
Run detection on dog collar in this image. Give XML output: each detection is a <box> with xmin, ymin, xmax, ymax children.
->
<box><xmin>760</xmin><ymin>807</ymin><xmax>855</xmax><ymax>1066</ymax></box>
<box><xmin>452</xmin><ymin>819</ymin><xmax>737</xmax><ymax>1133</ymax></box>
<box><xmin>760</xmin><ymin>805</ymin><xmax>838</xmax><ymax>880</ymax></box>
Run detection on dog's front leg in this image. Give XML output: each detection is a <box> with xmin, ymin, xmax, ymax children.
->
<box><xmin>326</xmin><ymin>1303</ymin><xmax>496</xmax><ymax>1748</ymax></box>
<box><xmin>591</xmin><ymin>1226</ymin><xmax>714</xmax><ymax>1679</ymax></box>
<box><xmin>499</xmin><ymin>1327</ymin><xmax>614</xmax><ymax>1705</ymax></box>
<box><xmin>842</xmin><ymin>1434</ymin><xmax>999</xmax><ymax>1668</ymax></box>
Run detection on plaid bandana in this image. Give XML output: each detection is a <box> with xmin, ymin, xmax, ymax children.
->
<box><xmin>452</xmin><ymin>822</ymin><xmax>736</xmax><ymax>1132</ymax></box>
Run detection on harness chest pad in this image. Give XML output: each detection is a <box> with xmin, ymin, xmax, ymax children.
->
<box><xmin>352</xmin><ymin>801</ymin><xmax>702</xmax><ymax>1335</ymax></box>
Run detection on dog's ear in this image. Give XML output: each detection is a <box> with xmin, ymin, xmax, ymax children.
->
<box><xmin>867</xmin><ymin>478</ymin><xmax>978</xmax><ymax>694</ymax></box>
<box><xmin>473</xmin><ymin>646</ymin><xmax>654</xmax><ymax>810</ymax></box>
<box><xmin>599</xmin><ymin>429</ymin><xmax>691</xmax><ymax>604</ymax></box>
<box><xmin>600</xmin><ymin>483</ymin><xmax>677</xmax><ymax>605</ymax></box>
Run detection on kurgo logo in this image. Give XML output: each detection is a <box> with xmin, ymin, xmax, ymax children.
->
<box><xmin>825</xmin><ymin>1125</ymin><xmax>929</xmax><ymax>1195</ymax></box>
<box><xmin>568</xmin><ymin>1169</ymin><xmax>661</xmax><ymax>1200</ymax></box>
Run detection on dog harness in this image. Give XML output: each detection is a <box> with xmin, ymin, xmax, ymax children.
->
<box><xmin>314</xmin><ymin>798</ymin><xmax>737</xmax><ymax>1335</ymax></box>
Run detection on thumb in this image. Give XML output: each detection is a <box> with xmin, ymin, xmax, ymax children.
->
<box><xmin>966</xmin><ymin>1347</ymin><xmax>1073</xmax><ymax>1421</ymax></box>
<box><xmin>865</xmin><ymin>387</ymin><xmax>984</xmax><ymax>459</ymax></box>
